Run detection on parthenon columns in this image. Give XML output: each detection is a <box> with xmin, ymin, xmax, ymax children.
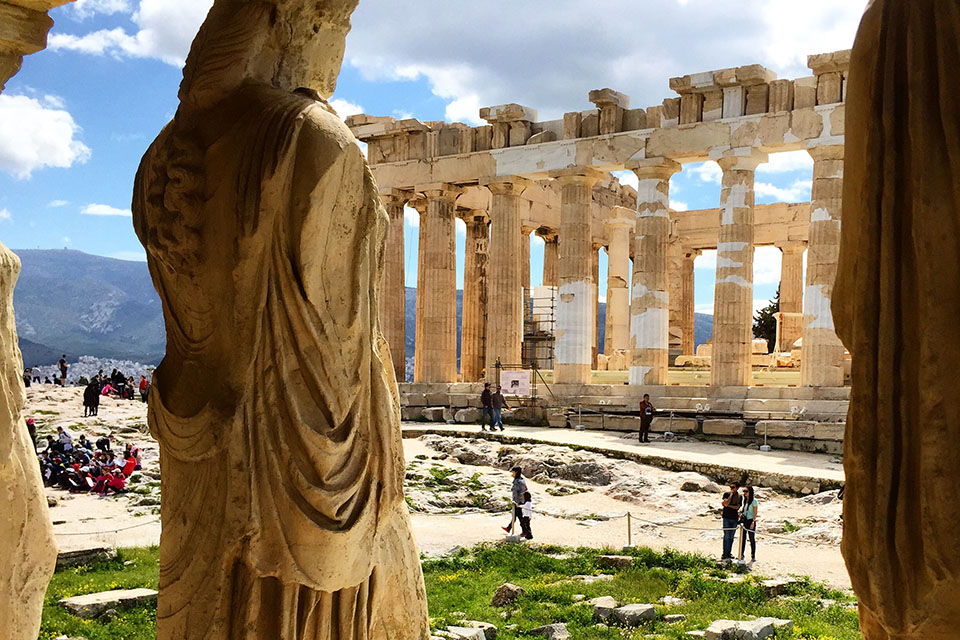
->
<box><xmin>681</xmin><ymin>248</ymin><xmax>700</xmax><ymax>356</ymax></box>
<box><xmin>778</xmin><ymin>241</ymin><xmax>806</xmax><ymax>352</ymax></box>
<box><xmin>460</xmin><ymin>210</ymin><xmax>489</xmax><ymax>382</ymax></box>
<box><xmin>802</xmin><ymin>145</ymin><xmax>845</xmax><ymax>387</ymax></box>
<box><xmin>591</xmin><ymin>242</ymin><xmax>601</xmax><ymax>367</ymax></box>
<box><xmin>712</xmin><ymin>150</ymin><xmax>767</xmax><ymax>387</ymax></box>
<box><xmin>414</xmin><ymin>184</ymin><xmax>461</xmax><ymax>383</ymax></box>
<box><xmin>667</xmin><ymin>239</ymin><xmax>684</xmax><ymax>354</ymax></box>
<box><xmin>629</xmin><ymin>158</ymin><xmax>680</xmax><ymax>386</ymax></box>
<box><xmin>483</xmin><ymin>177</ymin><xmax>529</xmax><ymax>378</ymax></box>
<box><xmin>604</xmin><ymin>207</ymin><xmax>634</xmax><ymax>353</ymax></box>
<box><xmin>552</xmin><ymin>168</ymin><xmax>604</xmax><ymax>384</ymax></box>
<box><xmin>379</xmin><ymin>189</ymin><xmax>410</xmax><ymax>382</ymax></box>
<box><xmin>540</xmin><ymin>230</ymin><xmax>559</xmax><ymax>287</ymax></box>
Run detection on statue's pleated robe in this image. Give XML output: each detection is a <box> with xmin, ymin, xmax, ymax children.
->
<box><xmin>134</xmin><ymin>84</ymin><xmax>428</xmax><ymax>639</ymax></box>
<box><xmin>835</xmin><ymin>2</ymin><xmax>960</xmax><ymax>638</ymax></box>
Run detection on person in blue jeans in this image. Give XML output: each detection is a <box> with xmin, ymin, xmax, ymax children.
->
<box><xmin>480</xmin><ymin>383</ymin><xmax>495</xmax><ymax>431</ymax></box>
<box><xmin>738</xmin><ymin>485</ymin><xmax>759</xmax><ymax>563</ymax></box>
<box><xmin>491</xmin><ymin>385</ymin><xmax>509</xmax><ymax>431</ymax></box>
<box><xmin>720</xmin><ymin>481</ymin><xmax>742</xmax><ymax>560</ymax></box>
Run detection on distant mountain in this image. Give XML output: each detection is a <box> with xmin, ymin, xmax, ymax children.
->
<box><xmin>12</xmin><ymin>250</ymin><xmax>164</xmax><ymax>365</ymax></box>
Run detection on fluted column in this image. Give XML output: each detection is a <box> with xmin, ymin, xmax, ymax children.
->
<box><xmin>520</xmin><ymin>224</ymin><xmax>534</xmax><ymax>365</ymax></box>
<box><xmin>778</xmin><ymin>241</ymin><xmax>806</xmax><ymax>352</ymax></box>
<box><xmin>681</xmin><ymin>248</ymin><xmax>700</xmax><ymax>355</ymax></box>
<box><xmin>460</xmin><ymin>210</ymin><xmax>489</xmax><ymax>382</ymax></box>
<box><xmin>591</xmin><ymin>242</ymin><xmax>601</xmax><ymax>367</ymax></box>
<box><xmin>551</xmin><ymin>168</ymin><xmax>604</xmax><ymax>384</ymax></box>
<box><xmin>414</xmin><ymin>184</ymin><xmax>461</xmax><ymax>383</ymax></box>
<box><xmin>482</xmin><ymin>177</ymin><xmax>529</xmax><ymax>380</ymax></box>
<box><xmin>604</xmin><ymin>207</ymin><xmax>633</xmax><ymax>353</ymax></box>
<box><xmin>540</xmin><ymin>230</ymin><xmax>559</xmax><ymax>287</ymax></box>
<box><xmin>379</xmin><ymin>189</ymin><xmax>411</xmax><ymax>381</ymax></box>
<box><xmin>802</xmin><ymin>145</ymin><xmax>845</xmax><ymax>386</ymax></box>
<box><xmin>667</xmin><ymin>238</ymin><xmax>684</xmax><ymax>354</ymax></box>
<box><xmin>629</xmin><ymin>158</ymin><xmax>681</xmax><ymax>385</ymax></box>
<box><xmin>711</xmin><ymin>150</ymin><xmax>767</xmax><ymax>387</ymax></box>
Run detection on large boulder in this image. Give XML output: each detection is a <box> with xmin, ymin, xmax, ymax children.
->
<box><xmin>445</xmin><ymin>627</ymin><xmax>485</xmax><ymax>640</ymax></box>
<box><xmin>422</xmin><ymin>407</ymin><xmax>446</xmax><ymax>422</ymax></box>
<box><xmin>491</xmin><ymin>583</ymin><xmax>525</xmax><ymax>607</ymax></box>
<box><xmin>589</xmin><ymin>595</ymin><xmax>618</xmax><ymax>620</ymax></box>
<box><xmin>598</xmin><ymin>555</ymin><xmax>634</xmax><ymax>569</ymax></box>
<box><xmin>455</xmin><ymin>408</ymin><xmax>482</xmax><ymax>424</ymax></box>
<box><xmin>613</xmin><ymin>603</ymin><xmax>657</xmax><ymax>626</ymax></box>
<box><xmin>463</xmin><ymin>620</ymin><xmax>497</xmax><ymax>640</ymax></box>
<box><xmin>529</xmin><ymin>623</ymin><xmax>570</xmax><ymax>639</ymax></box>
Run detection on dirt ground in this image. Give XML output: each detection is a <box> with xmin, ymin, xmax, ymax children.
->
<box><xmin>26</xmin><ymin>386</ymin><xmax>852</xmax><ymax>590</ymax></box>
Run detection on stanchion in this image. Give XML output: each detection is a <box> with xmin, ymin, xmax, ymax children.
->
<box><xmin>626</xmin><ymin>512</ymin><xmax>632</xmax><ymax>548</ymax></box>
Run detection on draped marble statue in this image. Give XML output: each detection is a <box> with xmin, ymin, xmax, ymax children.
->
<box><xmin>835</xmin><ymin>1</ymin><xmax>960</xmax><ymax>638</ymax></box>
<box><xmin>0</xmin><ymin>245</ymin><xmax>57</xmax><ymax>639</ymax></box>
<box><xmin>132</xmin><ymin>1</ymin><xmax>429</xmax><ymax>637</ymax></box>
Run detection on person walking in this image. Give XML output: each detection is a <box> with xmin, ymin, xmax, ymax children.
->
<box><xmin>139</xmin><ymin>375</ymin><xmax>150</xmax><ymax>402</ymax></box>
<box><xmin>738</xmin><ymin>485</ymin><xmax>759</xmax><ymax>563</ymax></box>
<box><xmin>491</xmin><ymin>385</ymin><xmax>510</xmax><ymax>431</ymax></box>
<box><xmin>83</xmin><ymin>379</ymin><xmax>100</xmax><ymax>417</ymax></box>
<box><xmin>720</xmin><ymin>481</ymin><xmax>742</xmax><ymax>560</ymax></box>
<box><xmin>32</xmin><ymin>365</ymin><xmax>40</xmax><ymax>384</ymax></box>
<box><xmin>502</xmin><ymin>466</ymin><xmax>527</xmax><ymax>535</ymax></box>
<box><xmin>480</xmin><ymin>382</ymin><xmax>495</xmax><ymax>432</ymax></box>
<box><xmin>518</xmin><ymin>490</ymin><xmax>534</xmax><ymax>540</ymax></box>
<box><xmin>638</xmin><ymin>393</ymin><xmax>655</xmax><ymax>443</ymax></box>
<box><xmin>57</xmin><ymin>355</ymin><xmax>68</xmax><ymax>386</ymax></box>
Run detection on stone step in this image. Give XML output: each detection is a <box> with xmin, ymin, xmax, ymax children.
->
<box><xmin>59</xmin><ymin>588</ymin><xmax>158</xmax><ymax>618</ymax></box>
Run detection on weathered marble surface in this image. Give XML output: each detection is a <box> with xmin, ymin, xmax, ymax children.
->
<box><xmin>0</xmin><ymin>242</ymin><xmax>57</xmax><ymax>640</ymax></box>
<box><xmin>132</xmin><ymin>1</ymin><xmax>428</xmax><ymax>637</ymax></box>
<box><xmin>835</xmin><ymin>1</ymin><xmax>960</xmax><ymax>638</ymax></box>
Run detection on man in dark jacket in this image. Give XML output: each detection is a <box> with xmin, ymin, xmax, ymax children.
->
<box><xmin>638</xmin><ymin>393</ymin><xmax>655</xmax><ymax>443</ymax></box>
<box><xmin>480</xmin><ymin>383</ymin><xmax>494</xmax><ymax>432</ymax></box>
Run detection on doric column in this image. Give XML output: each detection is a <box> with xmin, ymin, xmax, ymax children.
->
<box><xmin>379</xmin><ymin>189</ymin><xmax>411</xmax><ymax>382</ymax></box>
<box><xmin>604</xmin><ymin>206</ymin><xmax>634</xmax><ymax>353</ymax></box>
<box><xmin>591</xmin><ymin>242</ymin><xmax>601</xmax><ymax>368</ymax></box>
<box><xmin>551</xmin><ymin>168</ymin><xmax>604</xmax><ymax>384</ymax></box>
<box><xmin>482</xmin><ymin>177</ymin><xmax>529</xmax><ymax>380</ymax></box>
<box><xmin>778</xmin><ymin>241</ymin><xmax>806</xmax><ymax>352</ymax></box>
<box><xmin>681</xmin><ymin>248</ymin><xmax>700</xmax><ymax>356</ymax></box>
<box><xmin>520</xmin><ymin>224</ymin><xmax>535</xmax><ymax>365</ymax></box>
<box><xmin>460</xmin><ymin>210</ymin><xmax>489</xmax><ymax>382</ymax></box>
<box><xmin>414</xmin><ymin>184</ymin><xmax>461</xmax><ymax>383</ymax></box>
<box><xmin>629</xmin><ymin>158</ymin><xmax>681</xmax><ymax>386</ymax></box>
<box><xmin>667</xmin><ymin>237</ymin><xmax>684</xmax><ymax>354</ymax></box>
<box><xmin>802</xmin><ymin>145</ymin><xmax>845</xmax><ymax>386</ymax></box>
<box><xmin>711</xmin><ymin>150</ymin><xmax>767</xmax><ymax>387</ymax></box>
<box><xmin>540</xmin><ymin>230</ymin><xmax>559</xmax><ymax>286</ymax></box>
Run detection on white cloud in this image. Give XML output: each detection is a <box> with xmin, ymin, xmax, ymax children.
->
<box><xmin>404</xmin><ymin>205</ymin><xmax>419</xmax><ymax>227</ymax></box>
<box><xmin>82</xmin><ymin>203</ymin><xmax>132</xmax><ymax>217</ymax></box>
<box><xmin>0</xmin><ymin>209</ymin><xmax>11</xmax><ymax>221</ymax></box>
<box><xmin>695</xmin><ymin>249</ymin><xmax>717</xmax><ymax>270</ymax></box>
<box><xmin>687</xmin><ymin>162</ymin><xmax>722</xmax><ymax>185</ymax></box>
<box><xmin>329</xmin><ymin>98</ymin><xmax>364</xmax><ymax>120</ymax></box>
<box><xmin>758</xmin><ymin>150</ymin><xmax>814</xmax><ymax>175</ymax></box>
<box><xmin>755</xmin><ymin>179</ymin><xmax>812</xmax><ymax>202</ymax></box>
<box><xmin>50</xmin><ymin>0</ymin><xmax>213</xmax><ymax>67</ymax></box>
<box><xmin>613</xmin><ymin>170</ymin><xmax>638</xmax><ymax>190</ymax></box>
<box><xmin>48</xmin><ymin>200</ymin><xmax>69</xmax><ymax>208</ymax></box>
<box><xmin>455</xmin><ymin>217</ymin><xmax>466</xmax><ymax>236</ymax></box>
<box><xmin>670</xmin><ymin>200</ymin><xmax>689</xmax><ymax>212</ymax></box>
<box><xmin>0</xmin><ymin>95</ymin><xmax>91</xmax><ymax>179</ymax></box>
<box><xmin>62</xmin><ymin>236</ymin><xmax>71</xmax><ymax>245</ymax></box>
<box><xmin>69</xmin><ymin>0</ymin><xmax>131</xmax><ymax>19</ymax></box>
<box><xmin>753</xmin><ymin>246</ymin><xmax>782</xmax><ymax>285</ymax></box>
<box><xmin>695</xmin><ymin>303</ymin><xmax>714</xmax><ymax>315</ymax></box>
<box><xmin>110</xmin><ymin>249</ymin><xmax>147</xmax><ymax>261</ymax></box>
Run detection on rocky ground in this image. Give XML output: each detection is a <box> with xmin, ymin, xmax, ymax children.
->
<box><xmin>26</xmin><ymin>386</ymin><xmax>850</xmax><ymax>589</ymax></box>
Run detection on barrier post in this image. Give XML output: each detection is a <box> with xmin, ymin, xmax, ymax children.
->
<box><xmin>627</xmin><ymin>512</ymin><xmax>632</xmax><ymax>548</ymax></box>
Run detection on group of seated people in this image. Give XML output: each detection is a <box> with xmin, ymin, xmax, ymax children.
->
<box><xmin>37</xmin><ymin>425</ymin><xmax>143</xmax><ymax>497</ymax></box>
<box><xmin>83</xmin><ymin>369</ymin><xmax>151</xmax><ymax>416</ymax></box>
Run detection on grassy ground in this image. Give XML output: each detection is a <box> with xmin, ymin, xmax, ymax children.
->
<box><xmin>39</xmin><ymin>544</ymin><xmax>860</xmax><ymax>639</ymax></box>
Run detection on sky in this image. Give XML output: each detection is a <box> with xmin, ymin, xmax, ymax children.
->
<box><xmin>0</xmin><ymin>0</ymin><xmax>867</xmax><ymax>314</ymax></box>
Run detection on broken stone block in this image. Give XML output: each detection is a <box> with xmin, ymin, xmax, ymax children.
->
<box><xmin>665</xmin><ymin>614</ymin><xmax>686</xmax><ymax>623</ymax></box>
<box><xmin>702</xmin><ymin>419</ymin><xmax>746</xmax><ymax>436</ymax></box>
<box><xmin>421</xmin><ymin>407</ymin><xmax>445</xmax><ymax>422</ymax></box>
<box><xmin>793</xmin><ymin>76</ymin><xmax>818</xmax><ymax>109</ymax></box>
<box><xmin>56</xmin><ymin>547</ymin><xmax>118</xmax><ymax>570</ymax></box>
<box><xmin>598</xmin><ymin>555</ymin><xmax>634</xmax><ymax>569</ymax></box>
<box><xmin>589</xmin><ymin>595</ymin><xmax>618</xmax><ymax>620</ymax></box>
<box><xmin>613</xmin><ymin>603</ymin><xmax>657</xmax><ymax>626</ymax></box>
<box><xmin>562</xmin><ymin>112</ymin><xmax>581</xmax><ymax>139</ymax></box>
<box><xmin>745</xmin><ymin>84</ymin><xmax>769</xmax><ymax>115</ymax></box>
<box><xmin>463</xmin><ymin>621</ymin><xmax>498</xmax><ymax>640</ymax></box>
<box><xmin>491</xmin><ymin>583</ymin><xmax>525</xmax><ymax>607</ymax></box>
<box><xmin>621</xmin><ymin>108</ymin><xmax>647</xmax><ymax>131</ymax></box>
<box><xmin>445</xmin><ymin>627</ymin><xmax>485</xmax><ymax>640</ymax></box>
<box><xmin>455</xmin><ymin>408</ymin><xmax>481</xmax><ymax>423</ymax></box>
<box><xmin>817</xmin><ymin>72</ymin><xmax>843</xmax><ymax>105</ymax></box>
<box><xmin>651</xmin><ymin>416</ymin><xmax>697</xmax><ymax>433</ymax></box>
<box><xmin>530</xmin><ymin>623</ymin><xmax>570</xmax><ymax>640</ymax></box>
<box><xmin>59</xmin><ymin>588</ymin><xmax>158</xmax><ymax>619</ymax></box>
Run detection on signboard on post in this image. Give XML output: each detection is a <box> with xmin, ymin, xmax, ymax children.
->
<box><xmin>500</xmin><ymin>371</ymin><xmax>531</xmax><ymax>396</ymax></box>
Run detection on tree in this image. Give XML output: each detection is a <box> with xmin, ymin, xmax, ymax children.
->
<box><xmin>753</xmin><ymin>288</ymin><xmax>780</xmax><ymax>353</ymax></box>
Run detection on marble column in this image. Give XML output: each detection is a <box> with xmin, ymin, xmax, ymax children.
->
<box><xmin>802</xmin><ymin>145</ymin><xmax>845</xmax><ymax>387</ymax></box>
<box><xmin>539</xmin><ymin>229</ymin><xmax>559</xmax><ymax>287</ymax></box>
<box><xmin>603</xmin><ymin>245</ymin><xmax>613</xmax><ymax>355</ymax></box>
<box><xmin>629</xmin><ymin>158</ymin><xmax>681</xmax><ymax>386</ymax></box>
<box><xmin>379</xmin><ymin>189</ymin><xmax>410</xmax><ymax>382</ymax></box>
<box><xmin>604</xmin><ymin>207</ymin><xmax>634</xmax><ymax>353</ymax></box>
<box><xmin>460</xmin><ymin>210</ymin><xmax>489</xmax><ymax>382</ymax></box>
<box><xmin>414</xmin><ymin>184</ymin><xmax>461</xmax><ymax>383</ymax></box>
<box><xmin>711</xmin><ymin>150</ymin><xmax>767</xmax><ymax>387</ymax></box>
<box><xmin>551</xmin><ymin>168</ymin><xmax>604</xmax><ymax>384</ymax></box>
<box><xmin>778</xmin><ymin>241</ymin><xmax>806</xmax><ymax>352</ymax></box>
<box><xmin>681</xmin><ymin>249</ymin><xmax>700</xmax><ymax>356</ymax></box>
<box><xmin>520</xmin><ymin>224</ymin><xmax>535</xmax><ymax>365</ymax></box>
<box><xmin>483</xmin><ymin>177</ymin><xmax>528</xmax><ymax>380</ymax></box>
<box><xmin>591</xmin><ymin>242</ymin><xmax>601</xmax><ymax>367</ymax></box>
<box><xmin>667</xmin><ymin>238</ymin><xmax>684</xmax><ymax>354</ymax></box>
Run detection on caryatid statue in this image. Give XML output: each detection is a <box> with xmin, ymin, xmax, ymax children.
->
<box><xmin>132</xmin><ymin>1</ymin><xmax>429</xmax><ymax>637</ymax></box>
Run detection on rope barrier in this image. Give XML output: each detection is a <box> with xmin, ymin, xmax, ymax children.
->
<box><xmin>53</xmin><ymin>518</ymin><xmax>160</xmax><ymax>536</ymax></box>
<box><xmin>622</xmin><ymin>512</ymin><xmax>838</xmax><ymax>548</ymax></box>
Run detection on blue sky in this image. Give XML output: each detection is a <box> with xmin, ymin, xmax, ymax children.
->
<box><xmin>0</xmin><ymin>0</ymin><xmax>865</xmax><ymax>314</ymax></box>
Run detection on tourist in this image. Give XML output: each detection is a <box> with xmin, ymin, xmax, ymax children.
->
<box><xmin>491</xmin><ymin>385</ymin><xmax>509</xmax><ymax>431</ymax></box>
<box><xmin>638</xmin><ymin>393</ymin><xmax>655</xmax><ymax>443</ymax></box>
<box><xmin>139</xmin><ymin>375</ymin><xmax>150</xmax><ymax>402</ymax></box>
<box><xmin>96</xmin><ymin>433</ymin><xmax>112</xmax><ymax>452</ymax></box>
<box><xmin>57</xmin><ymin>354</ymin><xmax>68</xmax><ymax>386</ymax></box>
<box><xmin>56</xmin><ymin>426</ymin><xmax>74</xmax><ymax>453</ymax></box>
<box><xmin>23</xmin><ymin>366</ymin><xmax>31</xmax><ymax>387</ymax></box>
<box><xmin>121</xmin><ymin>450</ymin><xmax>138</xmax><ymax>477</ymax></box>
<box><xmin>519</xmin><ymin>490</ymin><xmax>534</xmax><ymax>540</ymax></box>
<box><xmin>721</xmin><ymin>481</ymin><xmax>742</xmax><ymax>561</ymax></box>
<box><xmin>77</xmin><ymin>434</ymin><xmax>93</xmax><ymax>452</ymax></box>
<box><xmin>480</xmin><ymin>383</ymin><xmax>494</xmax><ymax>432</ymax></box>
<box><xmin>502</xmin><ymin>466</ymin><xmax>527</xmax><ymax>535</ymax></box>
<box><xmin>43</xmin><ymin>376</ymin><xmax>51</xmax><ymax>384</ymax></box>
<box><xmin>738</xmin><ymin>485</ymin><xmax>759</xmax><ymax>563</ymax></box>
<box><xmin>83</xmin><ymin>379</ymin><xmax>100</xmax><ymax>417</ymax></box>
<box><xmin>32</xmin><ymin>366</ymin><xmax>40</xmax><ymax>383</ymax></box>
<box><xmin>123</xmin><ymin>443</ymin><xmax>142</xmax><ymax>470</ymax></box>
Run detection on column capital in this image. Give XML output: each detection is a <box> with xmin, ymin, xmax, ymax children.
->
<box><xmin>457</xmin><ymin>208</ymin><xmax>489</xmax><ymax>225</ymax></box>
<box><xmin>549</xmin><ymin>167</ymin><xmax>606</xmax><ymax>187</ymax></box>
<box><xmin>417</xmin><ymin>183</ymin><xmax>462</xmax><ymax>203</ymax></box>
<box><xmin>604</xmin><ymin>206</ymin><xmax>635</xmax><ymax>231</ymax></box>
<box><xmin>408</xmin><ymin>197</ymin><xmax>428</xmax><ymax>215</ymax></box>
<box><xmin>480</xmin><ymin>175</ymin><xmax>531</xmax><ymax>195</ymax></box>
<box><xmin>625</xmin><ymin>157</ymin><xmax>681</xmax><ymax>179</ymax></box>
<box><xmin>535</xmin><ymin>227</ymin><xmax>558</xmax><ymax>242</ymax></box>
<box><xmin>714</xmin><ymin>147</ymin><xmax>768</xmax><ymax>172</ymax></box>
<box><xmin>776</xmin><ymin>240</ymin><xmax>807</xmax><ymax>253</ymax></box>
<box><xmin>683</xmin><ymin>247</ymin><xmax>703</xmax><ymax>260</ymax></box>
<box><xmin>520</xmin><ymin>223</ymin><xmax>536</xmax><ymax>235</ymax></box>
<box><xmin>807</xmin><ymin>144</ymin><xmax>844</xmax><ymax>162</ymax></box>
<box><xmin>379</xmin><ymin>188</ymin><xmax>414</xmax><ymax>208</ymax></box>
